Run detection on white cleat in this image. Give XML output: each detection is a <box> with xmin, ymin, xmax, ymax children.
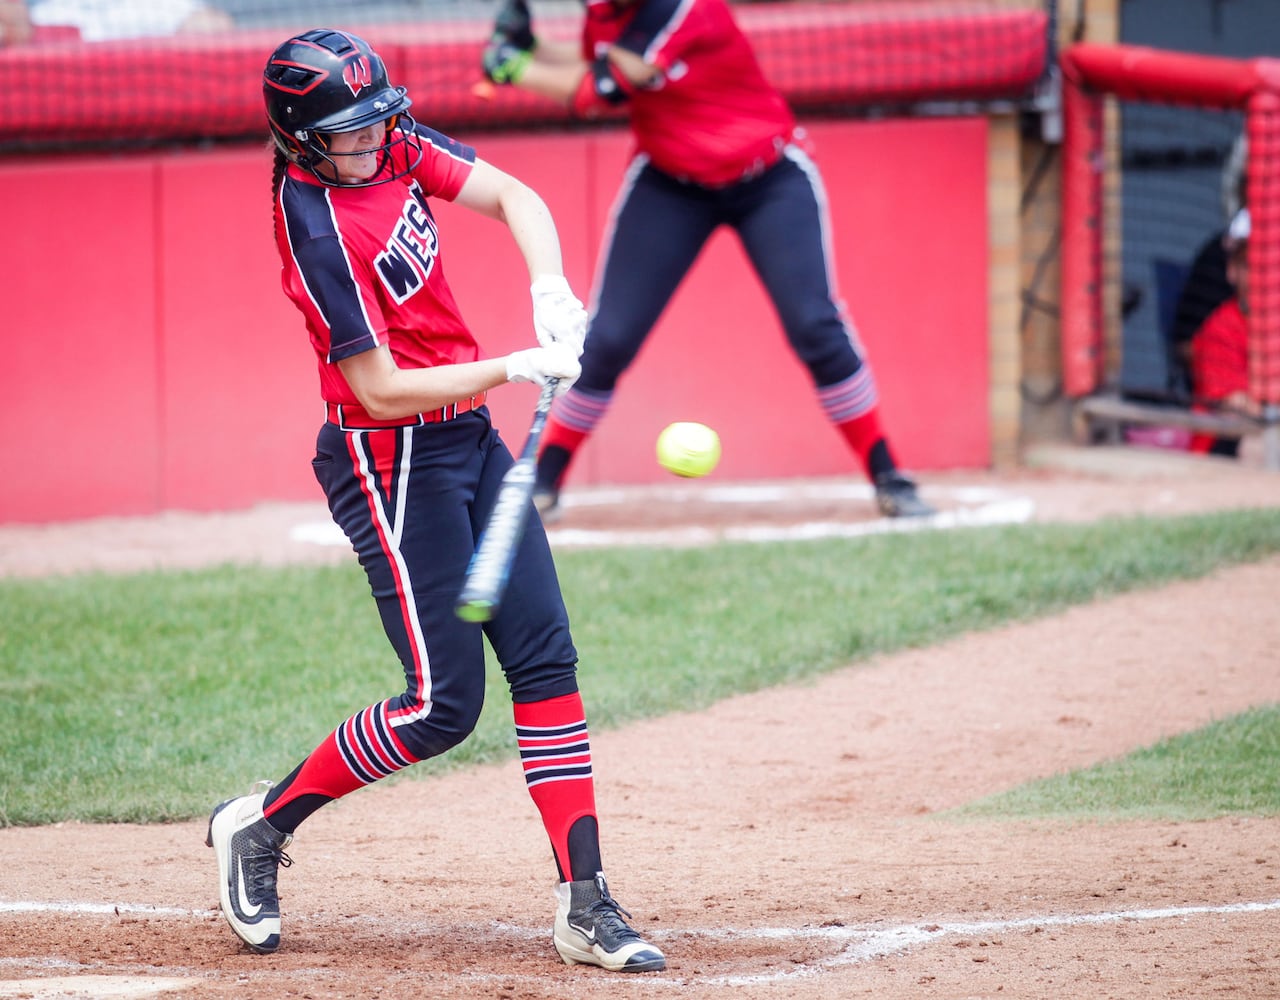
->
<box><xmin>553</xmin><ymin>873</ymin><xmax>665</xmax><ymax>973</ymax></box>
<box><xmin>205</xmin><ymin>792</ymin><xmax>293</xmax><ymax>954</ymax></box>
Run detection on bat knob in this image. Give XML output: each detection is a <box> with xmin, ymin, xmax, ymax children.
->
<box><xmin>456</xmin><ymin>599</ymin><xmax>495</xmax><ymax>623</ymax></box>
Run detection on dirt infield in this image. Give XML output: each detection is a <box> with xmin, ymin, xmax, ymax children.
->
<box><xmin>2</xmin><ymin>445</ymin><xmax>1279</xmax><ymax>999</ymax></box>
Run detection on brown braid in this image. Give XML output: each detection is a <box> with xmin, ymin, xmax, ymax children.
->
<box><xmin>270</xmin><ymin>142</ymin><xmax>289</xmax><ymax>243</ymax></box>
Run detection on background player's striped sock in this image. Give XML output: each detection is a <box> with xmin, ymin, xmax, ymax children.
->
<box><xmin>537</xmin><ymin>386</ymin><xmax>615</xmax><ymax>490</ymax></box>
<box><xmin>819</xmin><ymin>367</ymin><xmax>897</xmax><ymax>479</ymax></box>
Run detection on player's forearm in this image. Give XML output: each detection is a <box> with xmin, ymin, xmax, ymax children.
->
<box><xmin>0</xmin><ymin>0</ymin><xmax>33</xmax><ymax>45</ymax></box>
<box><xmin>517</xmin><ymin>55</ymin><xmax>589</xmax><ymax>105</ymax></box>
<box><xmin>455</xmin><ymin>161</ymin><xmax>566</xmax><ymax>281</ymax></box>
<box><xmin>1223</xmin><ymin>390</ymin><xmax>1259</xmax><ymax>417</ymax></box>
<box><xmin>497</xmin><ymin>182</ymin><xmax>567</xmax><ymax>283</ymax></box>
<box><xmin>532</xmin><ymin>36</ymin><xmax>583</xmax><ymax>66</ymax></box>
<box><xmin>339</xmin><ymin>349</ymin><xmax>511</xmax><ymax>420</ymax></box>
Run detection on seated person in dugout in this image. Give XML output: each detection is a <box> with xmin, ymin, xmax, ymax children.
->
<box><xmin>1189</xmin><ymin>207</ymin><xmax>1259</xmax><ymax>458</ymax></box>
<box><xmin>1169</xmin><ymin>133</ymin><xmax>1248</xmax><ymax>401</ymax></box>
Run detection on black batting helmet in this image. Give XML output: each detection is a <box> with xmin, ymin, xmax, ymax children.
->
<box><xmin>263</xmin><ymin>28</ymin><xmax>421</xmax><ymax>187</ymax></box>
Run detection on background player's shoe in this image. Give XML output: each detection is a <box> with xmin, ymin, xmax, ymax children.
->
<box><xmin>532</xmin><ymin>487</ymin><xmax>561</xmax><ymax>523</ymax></box>
<box><xmin>533</xmin><ymin>445</ymin><xmax>571</xmax><ymax>523</ymax></box>
<box><xmin>553</xmin><ymin>873</ymin><xmax>666</xmax><ymax>973</ymax></box>
<box><xmin>205</xmin><ymin>790</ymin><xmax>293</xmax><ymax>954</ymax></box>
<box><xmin>874</xmin><ymin>471</ymin><xmax>936</xmax><ymax>518</ymax></box>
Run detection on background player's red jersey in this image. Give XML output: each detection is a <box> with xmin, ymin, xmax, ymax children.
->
<box><xmin>1189</xmin><ymin>297</ymin><xmax>1250</xmax><ymax>453</ymax></box>
<box><xmin>1192</xmin><ymin>298</ymin><xmax>1248</xmax><ymax>403</ymax></box>
<box><xmin>274</xmin><ymin>122</ymin><xmax>478</xmax><ymax>408</ymax></box>
<box><xmin>583</xmin><ymin>0</ymin><xmax>795</xmax><ymax>186</ymax></box>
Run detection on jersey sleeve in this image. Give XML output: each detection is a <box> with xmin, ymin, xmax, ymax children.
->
<box><xmin>277</xmin><ymin>178</ymin><xmax>386</xmax><ymax>364</ymax></box>
<box><xmin>293</xmin><ymin>234</ymin><xmax>386</xmax><ymax>363</ymax></box>
<box><xmin>406</xmin><ymin>122</ymin><xmax>476</xmax><ymax>202</ymax></box>
<box><xmin>615</xmin><ymin>0</ymin><xmax>700</xmax><ymax>70</ymax></box>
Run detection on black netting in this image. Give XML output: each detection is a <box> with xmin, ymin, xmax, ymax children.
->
<box><xmin>1114</xmin><ymin>100</ymin><xmax>1246</xmax><ymax>401</ymax></box>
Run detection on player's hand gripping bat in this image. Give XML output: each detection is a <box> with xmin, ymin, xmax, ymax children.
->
<box><xmin>455</xmin><ymin>377</ymin><xmax>559</xmax><ymax>622</ymax></box>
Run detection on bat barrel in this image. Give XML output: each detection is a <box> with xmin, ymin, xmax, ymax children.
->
<box><xmin>454</xmin><ymin>378</ymin><xmax>560</xmax><ymax>623</ymax></box>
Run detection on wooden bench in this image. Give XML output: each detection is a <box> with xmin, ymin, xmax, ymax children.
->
<box><xmin>1072</xmin><ymin>393</ymin><xmax>1261</xmax><ymax>445</ymax></box>
<box><xmin>1072</xmin><ymin>393</ymin><xmax>1280</xmax><ymax>471</ymax></box>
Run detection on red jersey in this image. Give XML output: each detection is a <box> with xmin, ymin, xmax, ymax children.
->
<box><xmin>583</xmin><ymin>0</ymin><xmax>795</xmax><ymax>186</ymax></box>
<box><xmin>1189</xmin><ymin>297</ymin><xmax>1249</xmax><ymax>453</ymax></box>
<box><xmin>1191</xmin><ymin>298</ymin><xmax>1248</xmax><ymax>403</ymax></box>
<box><xmin>274</xmin><ymin>123</ymin><xmax>477</xmax><ymax>408</ymax></box>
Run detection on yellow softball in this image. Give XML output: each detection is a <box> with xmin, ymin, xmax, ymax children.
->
<box><xmin>655</xmin><ymin>422</ymin><xmax>722</xmax><ymax>478</ymax></box>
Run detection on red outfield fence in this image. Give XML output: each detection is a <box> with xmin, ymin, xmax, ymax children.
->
<box><xmin>0</xmin><ymin>1</ymin><xmax>1047</xmax><ymax>146</ymax></box>
<box><xmin>1060</xmin><ymin>43</ymin><xmax>1280</xmax><ymax>410</ymax></box>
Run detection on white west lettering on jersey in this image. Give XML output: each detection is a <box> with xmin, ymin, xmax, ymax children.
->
<box><xmin>374</xmin><ymin>182</ymin><xmax>440</xmax><ymax>304</ymax></box>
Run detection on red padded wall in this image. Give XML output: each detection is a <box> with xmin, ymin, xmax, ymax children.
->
<box><xmin>0</xmin><ymin>116</ymin><xmax>988</xmax><ymax>524</ymax></box>
<box><xmin>157</xmin><ymin>148</ymin><xmax>319</xmax><ymax>511</ymax></box>
<box><xmin>0</xmin><ymin>157</ymin><xmax>163</xmax><ymax>518</ymax></box>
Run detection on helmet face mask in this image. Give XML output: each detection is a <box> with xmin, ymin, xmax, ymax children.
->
<box><xmin>263</xmin><ymin>28</ymin><xmax>424</xmax><ymax>188</ymax></box>
<box><xmin>295</xmin><ymin>112</ymin><xmax>419</xmax><ymax>188</ymax></box>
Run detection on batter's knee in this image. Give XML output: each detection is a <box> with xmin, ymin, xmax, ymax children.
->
<box><xmin>506</xmin><ymin>662</ymin><xmax>580</xmax><ymax>703</ymax></box>
<box><xmin>391</xmin><ymin>697</ymin><xmax>483</xmax><ymax>762</ymax></box>
<box><xmin>786</xmin><ymin>318</ymin><xmax>861</xmax><ymax>386</ymax></box>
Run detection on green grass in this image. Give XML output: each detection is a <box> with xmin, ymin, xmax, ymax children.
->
<box><xmin>1</xmin><ymin>508</ymin><xmax>1278</xmax><ymax>826</ymax></box>
<box><xmin>954</xmin><ymin>704</ymin><xmax>1280</xmax><ymax>821</ymax></box>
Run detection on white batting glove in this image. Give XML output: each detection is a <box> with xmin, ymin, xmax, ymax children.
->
<box><xmin>530</xmin><ymin>274</ymin><xmax>588</xmax><ymax>358</ymax></box>
<box><xmin>505</xmin><ymin>343</ymin><xmax>581</xmax><ymax>395</ymax></box>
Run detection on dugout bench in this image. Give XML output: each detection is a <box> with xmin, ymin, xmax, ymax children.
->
<box><xmin>1072</xmin><ymin>392</ymin><xmax>1280</xmax><ymax>469</ymax></box>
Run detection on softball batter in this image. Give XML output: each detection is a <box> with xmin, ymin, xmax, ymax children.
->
<box><xmin>483</xmin><ymin>0</ymin><xmax>935</xmax><ymax>520</ymax></box>
<box><xmin>205</xmin><ymin>28</ymin><xmax>664</xmax><ymax>974</ymax></box>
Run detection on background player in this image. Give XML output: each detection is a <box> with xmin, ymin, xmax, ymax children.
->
<box><xmin>482</xmin><ymin>0</ymin><xmax>934</xmax><ymax>520</ymax></box>
<box><xmin>1189</xmin><ymin>207</ymin><xmax>1258</xmax><ymax>457</ymax></box>
<box><xmin>205</xmin><ymin>28</ymin><xmax>665</xmax><ymax>974</ymax></box>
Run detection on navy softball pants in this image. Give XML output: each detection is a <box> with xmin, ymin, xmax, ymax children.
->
<box><xmin>311</xmin><ymin>408</ymin><xmax>579</xmax><ymax>764</ymax></box>
<box><xmin>578</xmin><ymin>145</ymin><xmax>866</xmax><ymax>395</ymax></box>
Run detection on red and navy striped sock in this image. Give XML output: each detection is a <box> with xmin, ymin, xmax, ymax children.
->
<box><xmin>514</xmin><ymin>692</ymin><xmax>600</xmax><ymax>881</ymax></box>
<box><xmin>262</xmin><ymin>701</ymin><xmax>415</xmax><ymax>834</ymax></box>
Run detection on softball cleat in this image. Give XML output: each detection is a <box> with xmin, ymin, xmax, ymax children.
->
<box><xmin>205</xmin><ymin>791</ymin><xmax>293</xmax><ymax>954</ymax></box>
<box><xmin>553</xmin><ymin>873</ymin><xmax>666</xmax><ymax>973</ymax></box>
<box><xmin>874</xmin><ymin>471</ymin><xmax>936</xmax><ymax>518</ymax></box>
<box><xmin>532</xmin><ymin>487</ymin><xmax>562</xmax><ymax>523</ymax></box>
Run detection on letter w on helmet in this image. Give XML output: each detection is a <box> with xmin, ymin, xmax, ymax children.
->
<box><xmin>343</xmin><ymin>56</ymin><xmax>373</xmax><ymax>97</ymax></box>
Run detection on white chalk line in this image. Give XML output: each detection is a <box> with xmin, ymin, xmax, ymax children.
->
<box><xmin>3</xmin><ymin>897</ymin><xmax>1277</xmax><ymax>988</ymax></box>
<box><xmin>289</xmin><ymin>481</ymin><xmax>1035</xmax><ymax>550</ymax></box>
<box><xmin>687</xmin><ymin>898</ymin><xmax>1280</xmax><ymax>986</ymax></box>
<box><xmin>0</xmin><ymin>974</ymin><xmax>197</xmax><ymax>999</ymax></box>
<box><xmin>0</xmin><ymin>901</ymin><xmax>195</xmax><ymax>917</ymax></box>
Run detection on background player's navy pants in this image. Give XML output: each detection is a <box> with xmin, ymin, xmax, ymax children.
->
<box><xmin>312</xmin><ymin>409</ymin><xmax>578</xmax><ymax>763</ymax></box>
<box><xmin>579</xmin><ymin>146</ymin><xmax>866</xmax><ymax>394</ymax></box>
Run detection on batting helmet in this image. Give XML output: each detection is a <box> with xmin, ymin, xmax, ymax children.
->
<box><xmin>263</xmin><ymin>28</ymin><xmax>421</xmax><ymax>187</ymax></box>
